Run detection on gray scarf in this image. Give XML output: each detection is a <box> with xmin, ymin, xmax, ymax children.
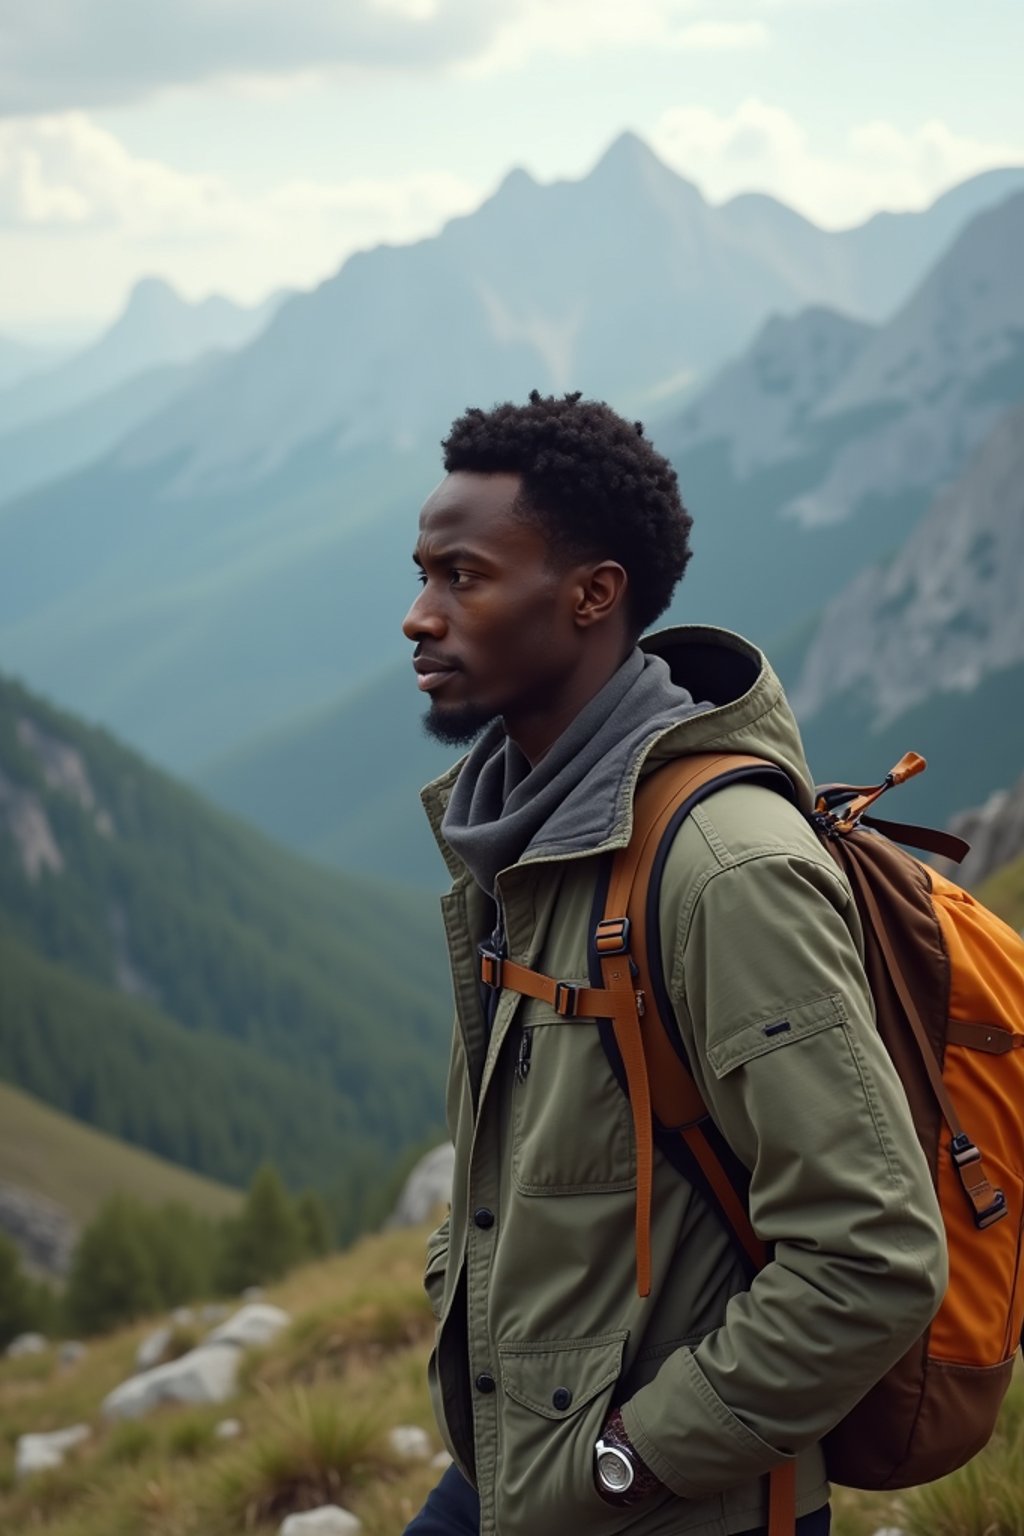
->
<box><xmin>442</xmin><ymin>649</ymin><xmax>708</xmax><ymax>895</ymax></box>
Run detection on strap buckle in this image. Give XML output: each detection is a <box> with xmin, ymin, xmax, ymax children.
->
<box><xmin>595</xmin><ymin>917</ymin><xmax>631</xmax><ymax>955</ymax></box>
<box><xmin>951</xmin><ymin>1133</ymin><xmax>981</xmax><ymax>1169</ymax></box>
<box><xmin>976</xmin><ymin>1190</ymin><xmax>1008</xmax><ymax>1229</ymax></box>
<box><xmin>479</xmin><ymin>948</ymin><xmax>503</xmax><ymax>989</ymax></box>
<box><xmin>554</xmin><ymin>981</ymin><xmax>581</xmax><ymax>1016</ymax></box>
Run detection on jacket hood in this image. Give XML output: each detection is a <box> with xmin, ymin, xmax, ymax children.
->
<box><xmin>638</xmin><ymin>626</ymin><xmax>814</xmax><ymax>811</ymax></box>
<box><xmin>420</xmin><ymin>625</ymin><xmax>815</xmax><ymax>882</ymax></box>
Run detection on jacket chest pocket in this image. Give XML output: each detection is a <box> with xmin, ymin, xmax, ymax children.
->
<box><xmin>511</xmin><ymin>1002</ymin><xmax>636</xmax><ymax>1195</ymax></box>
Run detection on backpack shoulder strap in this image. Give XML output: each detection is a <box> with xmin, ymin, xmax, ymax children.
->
<box><xmin>606</xmin><ymin>751</ymin><xmax>799</xmax><ymax>1536</ymax></box>
<box><xmin>614</xmin><ymin>751</ymin><xmax>795</xmax><ymax>1130</ymax></box>
<box><xmin>596</xmin><ymin>752</ymin><xmax>794</xmax><ymax>1286</ymax></box>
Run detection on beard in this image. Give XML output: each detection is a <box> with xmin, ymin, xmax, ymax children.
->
<box><xmin>422</xmin><ymin>698</ymin><xmax>497</xmax><ymax>747</ymax></box>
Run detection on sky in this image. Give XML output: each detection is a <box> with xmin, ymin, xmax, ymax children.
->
<box><xmin>2</xmin><ymin>0</ymin><xmax>1023</xmax><ymax>342</ymax></box>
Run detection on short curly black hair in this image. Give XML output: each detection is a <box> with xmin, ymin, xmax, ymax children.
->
<box><xmin>442</xmin><ymin>390</ymin><xmax>692</xmax><ymax>635</ymax></box>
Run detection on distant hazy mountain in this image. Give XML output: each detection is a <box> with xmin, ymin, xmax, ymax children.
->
<box><xmin>0</xmin><ymin>277</ymin><xmax>281</xmax><ymax>437</ymax></box>
<box><xmin>0</xmin><ymin>334</ymin><xmax>65</xmax><ymax>392</ymax></box>
<box><xmin>793</xmin><ymin>402</ymin><xmax>1024</xmax><ymax>826</ymax></box>
<box><xmin>199</xmin><ymin>660</ymin><xmax>455</xmax><ymax>888</ymax></box>
<box><xmin>109</xmin><ymin>139</ymin><xmax>1024</xmax><ymax>501</ymax></box>
<box><xmin>1</xmin><ymin>144</ymin><xmax>1022</xmax><ymax>781</ymax></box>
<box><xmin>0</xmin><ymin>353</ymin><xmax>223</xmax><ymax>506</ymax></box>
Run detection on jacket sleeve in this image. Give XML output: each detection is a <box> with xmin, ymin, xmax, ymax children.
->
<box><xmin>620</xmin><ymin>842</ymin><xmax>948</xmax><ymax>1500</ymax></box>
<box><xmin>423</xmin><ymin>1212</ymin><xmax>450</xmax><ymax>1323</ymax></box>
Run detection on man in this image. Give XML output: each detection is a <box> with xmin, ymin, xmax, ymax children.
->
<box><xmin>401</xmin><ymin>392</ymin><xmax>946</xmax><ymax>1536</ymax></box>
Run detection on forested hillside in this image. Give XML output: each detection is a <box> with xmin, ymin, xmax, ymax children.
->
<box><xmin>0</xmin><ymin>670</ymin><xmax>452</xmax><ymax>1233</ymax></box>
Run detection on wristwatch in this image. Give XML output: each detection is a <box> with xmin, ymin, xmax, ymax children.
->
<box><xmin>594</xmin><ymin>1408</ymin><xmax>663</xmax><ymax>1506</ymax></box>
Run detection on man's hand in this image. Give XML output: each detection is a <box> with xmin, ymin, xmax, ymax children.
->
<box><xmin>594</xmin><ymin>1407</ymin><xmax>665</xmax><ymax>1506</ymax></box>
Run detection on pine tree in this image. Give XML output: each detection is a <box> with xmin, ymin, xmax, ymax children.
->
<box><xmin>217</xmin><ymin>1164</ymin><xmax>305</xmax><ymax>1291</ymax></box>
<box><xmin>64</xmin><ymin>1196</ymin><xmax>160</xmax><ymax>1336</ymax></box>
<box><xmin>296</xmin><ymin>1189</ymin><xmax>333</xmax><ymax>1258</ymax></box>
<box><xmin>0</xmin><ymin>1233</ymin><xmax>35</xmax><ymax>1350</ymax></box>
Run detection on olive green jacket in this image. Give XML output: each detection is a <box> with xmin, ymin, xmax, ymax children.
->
<box><xmin>419</xmin><ymin>627</ymin><xmax>946</xmax><ymax>1536</ymax></box>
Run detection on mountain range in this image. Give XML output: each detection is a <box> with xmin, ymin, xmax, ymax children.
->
<box><xmin>1</xmin><ymin>133</ymin><xmax>1022</xmax><ymax>893</ymax></box>
<box><xmin>1</xmin><ymin>138</ymin><xmax>1022</xmax><ymax>777</ymax></box>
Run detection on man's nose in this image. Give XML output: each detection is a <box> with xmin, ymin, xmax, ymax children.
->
<box><xmin>402</xmin><ymin>587</ymin><xmax>446</xmax><ymax>642</ymax></box>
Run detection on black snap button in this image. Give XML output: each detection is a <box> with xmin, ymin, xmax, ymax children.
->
<box><xmin>473</xmin><ymin>1207</ymin><xmax>495</xmax><ymax>1229</ymax></box>
<box><xmin>552</xmin><ymin>1387</ymin><xmax>572</xmax><ymax>1410</ymax></box>
<box><xmin>475</xmin><ymin>1372</ymin><xmax>496</xmax><ymax>1394</ymax></box>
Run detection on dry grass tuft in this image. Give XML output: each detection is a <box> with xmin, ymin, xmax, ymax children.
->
<box><xmin>209</xmin><ymin>1384</ymin><xmax>400</xmax><ymax>1528</ymax></box>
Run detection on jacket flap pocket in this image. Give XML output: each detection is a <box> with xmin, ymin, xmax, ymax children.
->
<box><xmin>498</xmin><ymin>1331</ymin><xmax>628</xmax><ymax>1420</ymax></box>
<box><xmin>706</xmin><ymin>993</ymin><xmax>846</xmax><ymax>1079</ymax></box>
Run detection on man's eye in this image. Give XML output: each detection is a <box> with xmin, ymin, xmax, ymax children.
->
<box><xmin>449</xmin><ymin>569</ymin><xmax>471</xmax><ymax>587</ymax></box>
<box><xmin>415</xmin><ymin>571</ymin><xmax>427</xmax><ymax>586</ymax></box>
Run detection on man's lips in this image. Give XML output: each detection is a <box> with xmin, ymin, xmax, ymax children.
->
<box><xmin>413</xmin><ymin>656</ymin><xmax>461</xmax><ymax>693</ymax></box>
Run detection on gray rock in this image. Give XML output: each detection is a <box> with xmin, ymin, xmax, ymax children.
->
<box><xmin>200</xmin><ymin>1302</ymin><xmax>230</xmax><ymax>1323</ymax></box>
<box><xmin>5</xmin><ymin>1331</ymin><xmax>48</xmax><ymax>1358</ymax></box>
<box><xmin>15</xmin><ymin>1424</ymin><xmax>90</xmax><ymax>1479</ymax></box>
<box><xmin>0</xmin><ymin>1181</ymin><xmax>76</xmax><ymax>1275</ymax></box>
<box><xmin>171</xmin><ymin>1306</ymin><xmax>196</xmax><ymax>1326</ymax></box>
<box><xmin>279</xmin><ymin>1508</ymin><xmax>361</xmax><ymax>1536</ymax></box>
<box><xmin>136</xmin><ymin>1323</ymin><xmax>173</xmax><ymax>1372</ymax></box>
<box><xmin>205</xmin><ymin>1302</ymin><xmax>290</xmax><ymax>1350</ymax></box>
<box><xmin>215</xmin><ymin>1417</ymin><xmax>243</xmax><ymax>1440</ymax></box>
<box><xmin>102</xmin><ymin>1342</ymin><xmax>241</xmax><ymax>1420</ymax></box>
<box><xmin>947</xmin><ymin>771</ymin><xmax>1024</xmax><ymax>889</ymax></box>
<box><xmin>241</xmin><ymin>1285</ymin><xmax>264</xmax><ymax>1302</ymax></box>
<box><xmin>388</xmin><ymin>1424</ymin><xmax>432</xmax><ymax>1461</ymax></box>
<box><xmin>387</xmin><ymin>1144</ymin><xmax>454</xmax><ymax>1227</ymax></box>
<box><xmin>431</xmin><ymin>1449</ymin><xmax>453</xmax><ymax>1471</ymax></box>
<box><xmin>58</xmin><ymin>1341</ymin><xmax>87</xmax><ymax>1367</ymax></box>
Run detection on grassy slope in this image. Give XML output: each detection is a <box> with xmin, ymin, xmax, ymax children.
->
<box><xmin>1</xmin><ymin>1222</ymin><xmax>1021</xmax><ymax>1536</ymax></box>
<box><xmin>0</xmin><ymin>1082</ymin><xmax>241</xmax><ymax>1226</ymax></box>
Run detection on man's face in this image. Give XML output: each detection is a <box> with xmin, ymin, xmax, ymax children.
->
<box><xmin>402</xmin><ymin>470</ymin><xmax>586</xmax><ymax>751</ymax></box>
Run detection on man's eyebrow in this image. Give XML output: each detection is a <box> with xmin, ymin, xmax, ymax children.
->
<box><xmin>413</xmin><ymin>544</ymin><xmax>486</xmax><ymax>566</ymax></box>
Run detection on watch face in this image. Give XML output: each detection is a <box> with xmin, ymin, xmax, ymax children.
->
<box><xmin>597</xmin><ymin>1446</ymin><xmax>634</xmax><ymax>1493</ymax></box>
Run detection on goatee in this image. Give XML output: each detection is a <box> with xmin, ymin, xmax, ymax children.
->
<box><xmin>423</xmin><ymin>700</ymin><xmax>497</xmax><ymax>746</ymax></box>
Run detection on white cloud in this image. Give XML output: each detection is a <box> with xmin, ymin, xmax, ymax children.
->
<box><xmin>0</xmin><ymin>0</ymin><xmax>773</xmax><ymax>111</ymax></box>
<box><xmin>459</xmin><ymin>1</ymin><xmax>767</xmax><ymax>74</ymax></box>
<box><xmin>652</xmin><ymin>99</ymin><xmax>1024</xmax><ymax>226</ymax></box>
<box><xmin>0</xmin><ymin>0</ymin><xmax>493</xmax><ymax>114</ymax></box>
<box><xmin>0</xmin><ymin>114</ymin><xmax>480</xmax><ymax>319</ymax></box>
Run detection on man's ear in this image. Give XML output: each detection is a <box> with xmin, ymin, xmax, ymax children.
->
<box><xmin>573</xmin><ymin>561</ymin><xmax>629</xmax><ymax>628</ymax></box>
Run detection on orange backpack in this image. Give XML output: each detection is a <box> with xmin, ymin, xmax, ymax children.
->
<box><xmin>480</xmin><ymin>750</ymin><xmax>1024</xmax><ymax>1534</ymax></box>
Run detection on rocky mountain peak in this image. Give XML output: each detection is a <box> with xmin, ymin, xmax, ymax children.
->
<box><xmin>790</xmin><ymin>401</ymin><xmax>1024</xmax><ymax>727</ymax></box>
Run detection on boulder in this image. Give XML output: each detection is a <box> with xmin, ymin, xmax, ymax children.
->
<box><xmin>241</xmin><ymin>1285</ymin><xmax>264</xmax><ymax>1302</ymax></box>
<box><xmin>205</xmin><ymin>1302</ymin><xmax>291</xmax><ymax>1350</ymax></box>
<box><xmin>102</xmin><ymin>1342</ymin><xmax>240</xmax><ymax>1420</ymax></box>
<box><xmin>136</xmin><ymin>1323</ymin><xmax>173</xmax><ymax>1371</ymax></box>
<box><xmin>15</xmin><ymin>1424</ymin><xmax>90</xmax><ymax>1479</ymax></box>
<box><xmin>215</xmin><ymin>1417</ymin><xmax>243</xmax><ymax>1440</ymax></box>
<box><xmin>171</xmin><ymin>1306</ymin><xmax>195</xmax><ymax>1326</ymax></box>
<box><xmin>388</xmin><ymin>1424</ymin><xmax>432</xmax><ymax>1461</ymax></box>
<box><xmin>386</xmin><ymin>1144</ymin><xmax>454</xmax><ymax>1227</ymax></box>
<box><xmin>200</xmin><ymin>1302</ymin><xmax>230</xmax><ymax>1323</ymax></box>
<box><xmin>58</xmin><ymin>1341</ymin><xmax>87</xmax><ymax>1367</ymax></box>
<box><xmin>279</xmin><ymin>1508</ymin><xmax>361</xmax><ymax>1535</ymax></box>
<box><xmin>431</xmin><ymin>1449</ymin><xmax>453</xmax><ymax>1471</ymax></box>
<box><xmin>5</xmin><ymin>1331</ymin><xmax>47</xmax><ymax>1358</ymax></box>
